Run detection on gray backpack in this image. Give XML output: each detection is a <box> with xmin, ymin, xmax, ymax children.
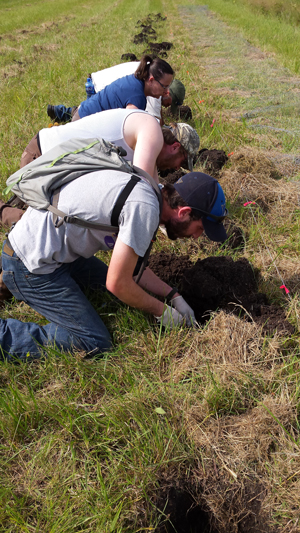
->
<box><xmin>4</xmin><ymin>136</ymin><xmax>162</xmax><ymax>280</ymax></box>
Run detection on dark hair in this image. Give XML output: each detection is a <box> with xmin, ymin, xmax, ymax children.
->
<box><xmin>135</xmin><ymin>54</ymin><xmax>174</xmax><ymax>82</ymax></box>
<box><xmin>162</xmin><ymin>126</ymin><xmax>187</xmax><ymax>158</ymax></box>
<box><xmin>162</xmin><ymin>183</ymin><xmax>202</xmax><ymax>220</ymax></box>
<box><xmin>162</xmin><ymin>126</ymin><xmax>177</xmax><ymax>145</ymax></box>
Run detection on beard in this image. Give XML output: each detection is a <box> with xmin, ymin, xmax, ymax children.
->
<box><xmin>164</xmin><ymin>218</ymin><xmax>192</xmax><ymax>240</ymax></box>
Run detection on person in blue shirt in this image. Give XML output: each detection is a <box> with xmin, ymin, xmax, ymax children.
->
<box><xmin>54</xmin><ymin>55</ymin><xmax>174</xmax><ymax>122</ymax></box>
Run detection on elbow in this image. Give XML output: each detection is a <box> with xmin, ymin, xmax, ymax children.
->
<box><xmin>106</xmin><ymin>276</ymin><xmax>128</xmax><ymax>301</ymax></box>
<box><xmin>106</xmin><ymin>277</ymin><xmax>119</xmax><ymax>297</ymax></box>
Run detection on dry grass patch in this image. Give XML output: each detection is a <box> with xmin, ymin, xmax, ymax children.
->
<box><xmin>220</xmin><ymin>147</ymin><xmax>300</xmax><ymax>220</ymax></box>
<box><xmin>170</xmin><ymin>312</ymin><xmax>282</xmax><ymax>387</ymax></box>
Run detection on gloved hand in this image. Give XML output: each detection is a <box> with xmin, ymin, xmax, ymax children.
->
<box><xmin>155</xmin><ymin>305</ymin><xmax>185</xmax><ymax>329</ymax></box>
<box><xmin>170</xmin><ymin>295</ymin><xmax>196</xmax><ymax>327</ymax></box>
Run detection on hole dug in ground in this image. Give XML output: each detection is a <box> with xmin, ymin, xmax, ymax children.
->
<box><xmin>155</xmin><ymin>486</ymin><xmax>214</xmax><ymax>533</ymax></box>
<box><xmin>154</xmin><ymin>476</ymin><xmax>272</xmax><ymax>533</ymax></box>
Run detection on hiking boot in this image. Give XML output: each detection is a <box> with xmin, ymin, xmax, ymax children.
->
<box><xmin>47</xmin><ymin>104</ymin><xmax>57</xmax><ymax>120</ymax></box>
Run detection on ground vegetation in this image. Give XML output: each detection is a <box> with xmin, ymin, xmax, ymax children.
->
<box><xmin>0</xmin><ymin>0</ymin><xmax>300</xmax><ymax>531</ymax></box>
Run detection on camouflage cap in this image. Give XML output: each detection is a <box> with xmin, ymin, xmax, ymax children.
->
<box><xmin>168</xmin><ymin>122</ymin><xmax>200</xmax><ymax>171</ymax></box>
<box><xmin>169</xmin><ymin>79</ymin><xmax>186</xmax><ymax>114</ymax></box>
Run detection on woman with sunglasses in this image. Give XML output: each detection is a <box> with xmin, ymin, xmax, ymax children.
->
<box><xmin>71</xmin><ymin>54</ymin><xmax>174</xmax><ymax>121</ymax></box>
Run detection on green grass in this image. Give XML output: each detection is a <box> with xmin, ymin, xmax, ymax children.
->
<box><xmin>186</xmin><ymin>0</ymin><xmax>300</xmax><ymax>74</ymax></box>
<box><xmin>0</xmin><ymin>0</ymin><xmax>300</xmax><ymax>530</ymax></box>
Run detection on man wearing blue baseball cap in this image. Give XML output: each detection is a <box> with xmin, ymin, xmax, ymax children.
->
<box><xmin>0</xmin><ymin>164</ymin><xmax>227</xmax><ymax>361</ymax></box>
<box><xmin>169</xmin><ymin>171</ymin><xmax>228</xmax><ymax>242</ymax></box>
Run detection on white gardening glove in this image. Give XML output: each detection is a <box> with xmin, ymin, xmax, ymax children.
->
<box><xmin>170</xmin><ymin>295</ymin><xmax>196</xmax><ymax>327</ymax></box>
<box><xmin>155</xmin><ymin>305</ymin><xmax>185</xmax><ymax>329</ymax></box>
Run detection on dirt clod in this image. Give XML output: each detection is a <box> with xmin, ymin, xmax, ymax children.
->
<box><xmin>121</xmin><ymin>53</ymin><xmax>138</xmax><ymax>61</ymax></box>
<box><xmin>144</xmin><ymin>41</ymin><xmax>173</xmax><ymax>55</ymax></box>
<box><xmin>133</xmin><ymin>33</ymin><xmax>149</xmax><ymax>44</ymax></box>
<box><xmin>141</xmin><ymin>25</ymin><xmax>157</xmax><ymax>37</ymax></box>
<box><xmin>149</xmin><ymin>253</ymin><xmax>293</xmax><ymax>334</ymax></box>
<box><xmin>196</xmin><ymin>149</ymin><xmax>228</xmax><ymax>176</ymax></box>
<box><xmin>159</xmin><ymin>169</ymin><xmax>186</xmax><ymax>184</ymax></box>
<box><xmin>165</xmin><ymin>104</ymin><xmax>193</xmax><ymax>120</ymax></box>
<box><xmin>222</xmin><ymin>220</ymin><xmax>245</xmax><ymax>250</ymax></box>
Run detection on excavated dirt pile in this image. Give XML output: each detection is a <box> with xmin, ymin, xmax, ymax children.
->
<box><xmin>149</xmin><ymin>253</ymin><xmax>294</xmax><ymax>335</ymax></box>
<box><xmin>133</xmin><ymin>13</ymin><xmax>170</xmax><ymax>50</ymax></box>
<box><xmin>164</xmin><ymin>104</ymin><xmax>193</xmax><ymax>120</ymax></box>
<box><xmin>196</xmin><ymin>148</ymin><xmax>228</xmax><ymax>176</ymax></box>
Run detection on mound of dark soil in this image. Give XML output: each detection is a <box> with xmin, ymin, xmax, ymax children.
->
<box><xmin>141</xmin><ymin>25</ymin><xmax>157</xmax><ymax>37</ymax></box>
<box><xmin>136</xmin><ymin>13</ymin><xmax>166</xmax><ymax>25</ymax></box>
<box><xmin>144</xmin><ymin>41</ymin><xmax>173</xmax><ymax>55</ymax></box>
<box><xmin>159</xmin><ymin>168</ymin><xmax>186</xmax><ymax>183</ymax></box>
<box><xmin>149</xmin><ymin>253</ymin><xmax>294</xmax><ymax>335</ymax></box>
<box><xmin>133</xmin><ymin>33</ymin><xmax>149</xmax><ymax>44</ymax></box>
<box><xmin>196</xmin><ymin>149</ymin><xmax>228</xmax><ymax>176</ymax></box>
<box><xmin>222</xmin><ymin>220</ymin><xmax>245</xmax><ymax>250</ymax></box>
<box><xmin>165</xmin><ymin>104</ymin><xmax>193</xmax><ymax>120</ymax></box>
<box><xmin>121</xmin><ymin>53</ymin><xmax>138</xmax><ymax>61</ymax></box>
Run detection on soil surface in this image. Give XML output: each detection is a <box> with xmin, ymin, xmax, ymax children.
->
<box><xmin>196</xmin><ymin>148</ymin><xmax>228</xmax><ymax>176</ymax></box>
<box><xmin>121</xmin><ymin>53</ymin><xmax>138</xmax><ymax>61</ymax></box>
<box><xmin>154</xmin><ymin>477</ymin><xmax>272</xmax><ymax>533</ymax></box>
<box><xmin>149</xmin><ymin>253</ymin><xmax>294</xmax><ymax>335</ymax></box>
<box><xmin>164</xmin><ymin>104</ymin><xmax>193</xmax><ymax>120</ymax></box>
<box><xmin>144</xmin><ymin>41</ymin><xmax>173</xmax><ymax>57</ymax></box>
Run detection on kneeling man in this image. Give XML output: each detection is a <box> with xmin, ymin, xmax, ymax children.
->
<box><xmin>0</xmin><ymin>160</ymin><xmax>227</xmax><ymax>361</ymax></box>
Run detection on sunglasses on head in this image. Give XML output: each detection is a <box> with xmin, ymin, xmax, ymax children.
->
<box><xmin>190</xmin><ymin>206</ymin><xmax>228</xmax><ymax>224</ymax></box>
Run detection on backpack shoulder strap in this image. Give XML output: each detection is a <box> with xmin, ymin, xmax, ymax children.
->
<box><xmin>111</xmin><ymin>175</ymin><xmax>141</xmax><ymax>227</ymax></box>
<box><xmin>132</xmin><ymin>165</ymin><xmax>162</xmax><ymax>212</ymax></box>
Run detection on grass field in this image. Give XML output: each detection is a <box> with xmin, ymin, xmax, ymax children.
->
<box><xmin>0</xmin><ymin>0</ymin><xmax>300</xmax><ymax>531</ymax></box>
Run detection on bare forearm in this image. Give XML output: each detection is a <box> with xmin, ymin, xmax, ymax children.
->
<box><xmin>112</xmin><ymin>276</ymin><xmax>165</xmax><ymax>316</ymax></box>
<box><xmin>106</xmin><ymin>240</ymin><xmax>171</xmax><ymax>317</ymax></box>
<box><xmin>137</xmin><ymin>267</ymin><xmax>179</xmax><ymax>299</ymax></box>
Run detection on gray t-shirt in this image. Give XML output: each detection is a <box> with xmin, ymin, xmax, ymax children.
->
<box><xmin>10</xmin><ymin>169</ymin><xmax>160</xmax><ymax>274</ymax></box>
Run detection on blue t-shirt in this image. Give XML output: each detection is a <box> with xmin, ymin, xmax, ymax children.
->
<box><xmin>78</xmin><ymin>74</ymin><xmax>146</xmax><ymax>118</ymax></box>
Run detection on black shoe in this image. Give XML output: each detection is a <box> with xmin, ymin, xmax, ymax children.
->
<box><xmin>47</xmin><ymin>105</ymin><xmax>57</xmax><ymax>120</ymax></box>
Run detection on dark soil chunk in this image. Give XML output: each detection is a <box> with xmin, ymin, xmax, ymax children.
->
<box><xmin>149</xmin><ymin>253</ymin><xmax>294</xmax><ymax>334</ymax></box>
<box><xmin>196</xmin><ymin>149</ymin><xmax>228</xmax><ymax>176</ymax></box>
<box><xmin>121</xmin><ymin>53</ymin><xmax>138</xmax><ymax>61</ymax></box>
<box><xmin>149</xmin><ymin>252</ymin><xmax>192</xmax><ymax>287</ymax></box>
<box><xmin>176</xmin><ymin>105</ymin><xmax>193</xmax><ymax>120</ymax></box>
<box><xmin>222</xmin><ymin>221</ymin><xmax>245</xmax><ymax>250</ymax></box>
<box><xmin>141</xmin><ymin>25</ymin><xmax>157</xmax><ymax>37</ymax></box>
<box><xmin>180</xmin><ymin>256</ymin><xmax>257</xmax><ymax>321</ymax></box>
<box><xmin>136</xmin><ymin>13</ymin><xmax>167</xmax><ymax>25</ymax></box>
<box><xmin>144</xmin><ymin>41</ymin><xmax>173</xmax><ymax>55</ymax></box>
<box><xmin>159</xmin><ymin>168</ymin><xmax>186</xmax><ymax>183</ymax></box>
<box><xmin>254</xmin><ymin>305</ymin><xmax>295</xmax><ymax>336</ymax></box>
<box><xmin>165</xmin><ymin>104</ymin><xmax>193</xmax><ymax>121</ymax></box>
<box><xmin>133</xmin><ymin>33</ymin><xmax>149</xmax><ymax>44</ymax></box>
<box><xmin>159</xmin><ymin>41</ymin><xmax>173</xmax><ymax>50</ymax></box>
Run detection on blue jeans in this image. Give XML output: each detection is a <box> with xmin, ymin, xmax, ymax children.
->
<box><xmin>53</xmin><ymin>105</ymin><xmax>74</xmax><ymax>122</ymax></box>
<box><xmin>0</xmin><ymin>244</ymin><xmax>112</xmax><ymax>361</ymax></box>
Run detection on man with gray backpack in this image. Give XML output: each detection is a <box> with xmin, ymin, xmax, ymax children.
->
<box><xmin>0</xmin><ymin>137</ymin><xmax>228</xmax><ymax>361</ymax></box>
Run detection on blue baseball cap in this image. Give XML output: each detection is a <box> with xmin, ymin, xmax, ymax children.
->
<box><xmin>173</xmin><ymin>172</ymin><xmax>228</xmax><ymax>242</ymax></box>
